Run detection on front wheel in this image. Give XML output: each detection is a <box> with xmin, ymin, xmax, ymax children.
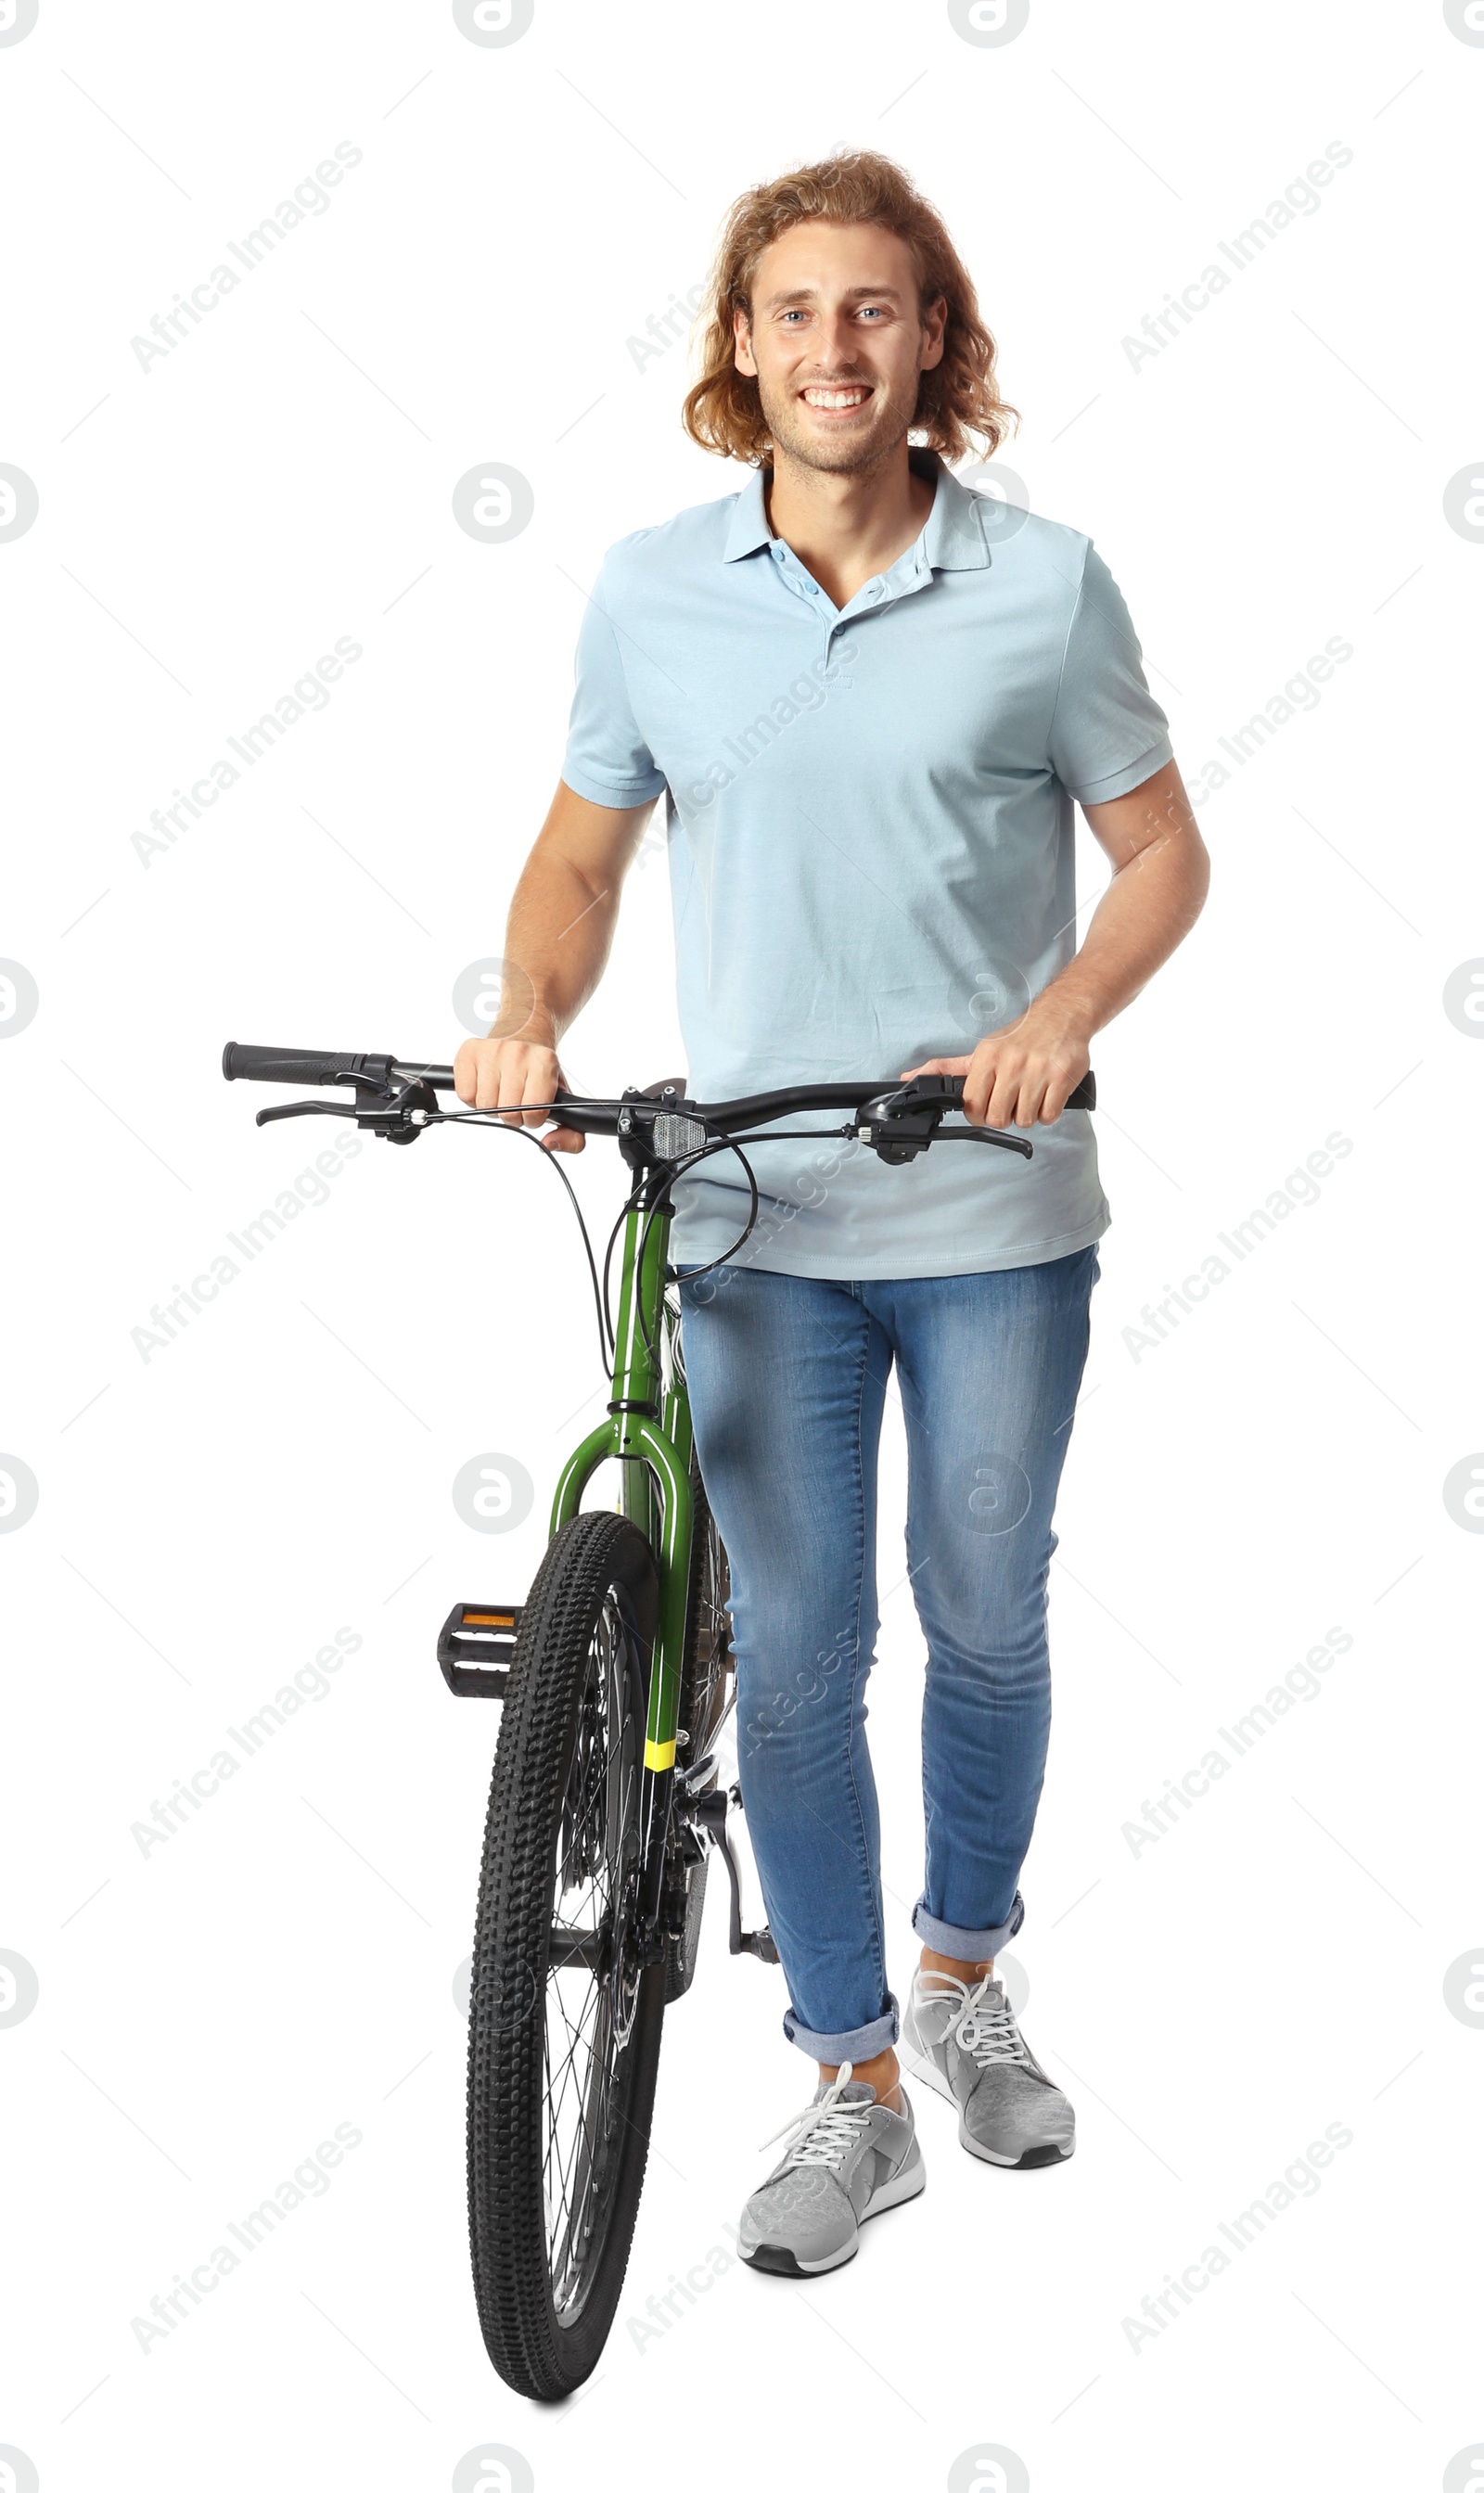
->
<box><xmin>466</xmin><ymin>1510</ymin><xmax>664</xmax><ymax>2401</ymax></box>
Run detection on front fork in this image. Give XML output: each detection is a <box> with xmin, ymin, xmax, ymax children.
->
<box><xmin>550</xmin><ymin>1188</ymin><xmax>692</xmax><ymax>1956</ymax></box>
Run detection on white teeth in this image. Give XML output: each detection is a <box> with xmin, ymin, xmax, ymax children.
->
<box><xmin>803</xmin><ymin>388</ymin><xmax>868</xmax><ymax>409</ymax></box>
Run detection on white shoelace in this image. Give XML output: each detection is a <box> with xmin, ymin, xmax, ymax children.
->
<box><xmin>923</xmin><ymin>1973</ymin><xmax>1030</xmax><ymax>2069</ymax></box>
<box><xmin>758</xmin><ymin>2061</ymin><xmax>874</xmax><ymax>2168</ymax></box>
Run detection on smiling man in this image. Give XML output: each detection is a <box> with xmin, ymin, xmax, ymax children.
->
<box><xmin>455</xmin><ymin>150</ymin><xmax>1209</xmax><ymax>2280</ymax></box>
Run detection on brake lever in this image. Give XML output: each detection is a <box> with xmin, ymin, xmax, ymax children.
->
<box><xmin>254</xmin><ymin>1100</ymin><xmax>360</xmax><ymax>1127</ymax></box>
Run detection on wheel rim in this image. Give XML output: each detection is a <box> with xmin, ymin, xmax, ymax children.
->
<box><xmin>544</xmin><ymin>1587</ymin><xmax>643</xmax><ymax>2325</ymax></box>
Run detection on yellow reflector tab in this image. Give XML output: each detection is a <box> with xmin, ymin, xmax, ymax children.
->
<box><xmin>463</xmin><ymin>1612</ymin><xmax>515</xmax><ymax>1628</ymax></box>
<box><xmin>644</xmin><ymin>1737</ymin><xmax>676</xmax><ymax>1772</ymax></box>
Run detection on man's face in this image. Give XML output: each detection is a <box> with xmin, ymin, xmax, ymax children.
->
<box><xmin>734</xmin><ymin>220</ymin><xmax>945</xmax><ymax>476</ymax></box>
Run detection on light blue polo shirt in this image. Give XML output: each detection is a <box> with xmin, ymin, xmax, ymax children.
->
<box><xmin>560</xmin><ymin>449</ymin><xmax>1171</xmax><ymax>1278</ymax></box>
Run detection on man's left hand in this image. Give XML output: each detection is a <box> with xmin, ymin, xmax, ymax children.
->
<box><xmin>902</xmin><ymin>1011</ymin><xmax>1092</xmax><ymax>1130</ymax></box>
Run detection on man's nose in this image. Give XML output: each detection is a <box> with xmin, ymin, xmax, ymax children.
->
<box><xmin>811</xmin><ymin>312</ymin><xmax>863</xmax><ymax>368</ymax></box>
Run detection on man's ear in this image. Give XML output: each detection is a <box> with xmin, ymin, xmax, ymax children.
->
<box><xmin>734</xmin><ymin>306</ymin><xmax>758</xmax><ymax>377</ymax></box>
<box><xmin>920</xmin><ymin>293</ymin><xmax>947</xmax><ymax>373</ymax></box>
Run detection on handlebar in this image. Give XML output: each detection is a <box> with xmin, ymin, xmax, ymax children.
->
<box><xmin>222</xmin><ymin>1043</ymin><xmax>1094</xmax><ymax>1136</ymax></box>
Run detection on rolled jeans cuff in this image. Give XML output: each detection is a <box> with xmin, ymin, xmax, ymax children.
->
<box><xmin>911</xmin><ymin>1889</ymin><xmax>1025</xmax><ymax>1961</ymax></box>
<box><xmin>782</xmin><ymin>1992</ymin><xmax>900</xmax><ymax>2065</ymax></box>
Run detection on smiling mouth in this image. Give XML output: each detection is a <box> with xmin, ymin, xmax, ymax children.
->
<box><xmin>800</xmin><ymin>385</ymin><xmax>873</xmax><ymax>413</ymax></box>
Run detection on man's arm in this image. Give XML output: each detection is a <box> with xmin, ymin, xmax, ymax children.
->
<box><xmin>453</xmin><ymin>779</ymin><xmax>658</xmax><ymax>1151</ymax></box>
<box><xmin>902</xmin><ymin>757</ymin><xmax>1210</xmax><ymax>1128</ymax></box>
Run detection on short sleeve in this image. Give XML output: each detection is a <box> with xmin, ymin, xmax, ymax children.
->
<box><xmin>559</xmin><ymin>558</ymin><xmax>669</xmax><ymax>810</ymax></box>
<box><xmin>1046</xmin><ymin>543</ymin><xmax>1172</xmax><ymax>804</ymax></box>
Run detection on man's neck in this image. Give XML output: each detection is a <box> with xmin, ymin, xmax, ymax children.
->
<box><xmin>762</xmin><ymin>442</ymin><xmax>937</xmax><ymax>610</ymax></box>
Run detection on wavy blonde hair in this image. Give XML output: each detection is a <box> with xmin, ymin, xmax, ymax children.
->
<box><xmin>682</xmin><ymin>149</ymin><xmax>1017</xmax><ymax>468</ymax></box>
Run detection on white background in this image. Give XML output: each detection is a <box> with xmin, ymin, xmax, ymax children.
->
<box><xmin>2</xmin><ymin>2</ymin><xmax>1481</xmax><ymax>2488</ymax></box>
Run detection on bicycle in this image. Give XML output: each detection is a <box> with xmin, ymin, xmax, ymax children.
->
<box><xmin>221</xmin><ymin>1039</ymin><xmax>1095</xmax><ymax>2399</ymax></box>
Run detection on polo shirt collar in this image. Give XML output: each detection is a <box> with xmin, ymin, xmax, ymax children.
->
<box><xmin>721</xmin><ymin>446</ymin><xmax>991</xmax><ymax>572</ymax></box>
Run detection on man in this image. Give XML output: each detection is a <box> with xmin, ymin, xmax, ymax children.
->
<box><xmin>454</xmin><ymin>149</ymin><xmax>1209</xmax><ymax>2280</ymax></box>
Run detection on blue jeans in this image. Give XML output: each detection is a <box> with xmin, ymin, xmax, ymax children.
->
<box><xmin>676</xmin><ymin>1248</ymin><xmax>1099</xmax><ymax>2065</ymax></box>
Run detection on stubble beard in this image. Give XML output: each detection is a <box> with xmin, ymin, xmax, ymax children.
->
<box><xmin>755</xmin><ymin>369</ymin><xmax>919</xmax><ymax>481</ymax></box>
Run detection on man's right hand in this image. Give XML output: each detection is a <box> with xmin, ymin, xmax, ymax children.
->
<box><xmin>452</xmin><ymin>1036</ymin><xmax>585</xmax><ymax>1154</ymax></box>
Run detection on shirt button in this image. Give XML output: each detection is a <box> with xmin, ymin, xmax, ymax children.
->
<box><xmin>772</xmin><ymin>544</ymin><xmax>785</xmax><ymax>561</ymax></box>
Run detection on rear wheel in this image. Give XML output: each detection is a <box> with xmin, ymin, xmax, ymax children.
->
<box><xmin>466</xmin><ymin>1510</ymin><xmax>663</xmax><ymax>2401</ymax></box>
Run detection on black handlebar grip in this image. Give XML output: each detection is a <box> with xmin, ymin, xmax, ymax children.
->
<box><xmin>222</xmin><ymin>1042</ymin><xmax>372</xmax><ymax>1087</ymax></box>
<box><xmin>936</xmin><ymin>1068</ymin><xmax>1097</xmax><ymax>1112</ymax></box>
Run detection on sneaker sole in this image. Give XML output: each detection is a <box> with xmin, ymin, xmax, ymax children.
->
<box><xmin>902</xmin><ymin>2039</ymin><xmax>1075</xmax><ymax>2168</ymax></box>
<box><xmin>740</xmin><ymin>2156</ymin><xmax>927</xmax><ymax>2277</ymax></box>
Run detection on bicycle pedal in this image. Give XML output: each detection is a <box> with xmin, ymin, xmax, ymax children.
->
<box><xmin>438</xmin><ymin>1602</ymin><xmax>522</xmax><ymax>1699</ymax></box>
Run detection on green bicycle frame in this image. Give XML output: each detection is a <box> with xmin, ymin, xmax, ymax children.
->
<box><xmin>548</xmin><ymin>1187</ymin><xmax>694</xmax><ymax>1928</ymax></box>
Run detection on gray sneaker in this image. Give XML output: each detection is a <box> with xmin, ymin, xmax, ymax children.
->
<box><xmin>738</xmin><ymin>2063</ymin><xmax>926</xmax><ymax>2276</ymax></box>
<box><xmin>902</xmin><ymin>1970</ymin><xmax>1074</xmax><ymax>2168</ymax></box>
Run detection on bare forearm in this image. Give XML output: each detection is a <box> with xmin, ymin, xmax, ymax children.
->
<box><xmin>1038</xmin><ymin>829</ymin><xmax>1209</xmax><ymax>1046</ymax></box>
<box><xmin>495</xmin><ymin>850</ymin><xmax>620</xmax><ymax>1044</ymax></box>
